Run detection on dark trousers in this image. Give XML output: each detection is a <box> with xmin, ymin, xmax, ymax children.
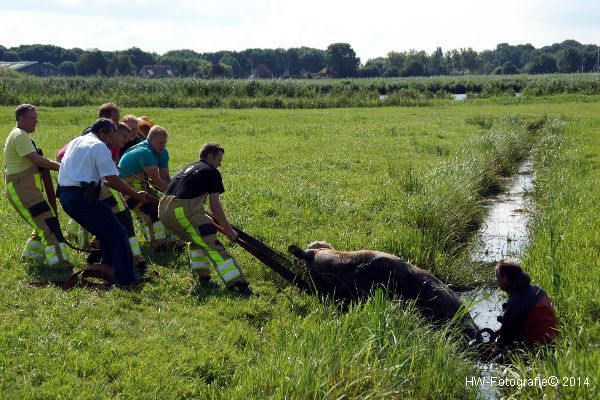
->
<box><xmin>59</xmin><ymin>189</ymin><xmax>138</xmax><ymax>285</ymax></box>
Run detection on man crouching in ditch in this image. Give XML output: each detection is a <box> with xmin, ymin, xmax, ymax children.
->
<box><xmin>489</xmin><ymin>259</ymin><xmax>558</xmax><ymax>361</ymax></box>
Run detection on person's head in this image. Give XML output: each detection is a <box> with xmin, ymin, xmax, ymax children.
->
<box><xmin>138</xmin><ymin>116</ymin><xmax>154</xmax><ymax>139</ymax></box>
<box><xmin>147</xmin><ymin>125</ymin><xmax>168</xmax><ymax>153</ymax></box>
<box><xmin>495</xmin><ymin>259</ymin><xmax>523</xmax><ymax>292</ymax></box>
<box><xmin>90</xmin><ymin>118</ymin><xmax>117</xmax><ymax>145</ymax></box>
<box><xmin>113</xmin><ymin>122</ymin><xmax>131</xmax><ymax>149</ymax></box>
<box><xmin>199</xmin><ymin>142</ymin><xmax>225</xmax><ymax>168</ymax></box>
<box><xmin>98</xmin><ymin>102</ymin><xmax>120</xmax><ymax>124</ymax></box>
<box><xmin>15</xmin><ymin>104</ymin><xmax>38</xmax><ymax>133</ymax></box>
<box><xmin>122</xmin><ymin>114</ymin><xmax>139</xmax><ymax>141</ymax></box>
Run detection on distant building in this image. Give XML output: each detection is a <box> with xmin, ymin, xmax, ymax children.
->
<box><xmin>302</xmin><ymin>68</ymin><xmax>329</xmax><ymax>79</ymax></box>
<box><xmin>139</xmin><ymin>65</ymin><xmax>174</xmax><ymax>78</ymax></box>
<box><xmin>0</xmin><ymin>61</ymin><xmax>59</xmax><ymax>76</ymax></box>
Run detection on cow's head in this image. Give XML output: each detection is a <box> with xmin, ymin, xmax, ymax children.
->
<box><xmin>307</xmin><ymin>241</ymin><xmax>333</xmax><ymax>250</ymax></box>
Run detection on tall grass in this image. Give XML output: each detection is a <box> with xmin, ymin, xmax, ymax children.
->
<box><xmin>3</xmin><ymin>69</ymin><xmax>600</xmax><ymax>108</ymax></box>
<box><xmin>229</xmin><ymin>291</ymin><xmax>477</xmax><ymax>399</ymax></box>
<box><xmin>384</xmin><ymin>116</ymin><xmax>543</xmax><ymax>285</ymax></box>
<box><xmin>503</xmin><ymin>117</ymin><xmax>600</xmax><ymax>399</ymax></box>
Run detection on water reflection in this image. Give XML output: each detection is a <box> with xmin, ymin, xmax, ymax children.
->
<box><xmin>471</xmin><ymin>160</ymin><xmax>534</xmax><ymax>262</ymax></box>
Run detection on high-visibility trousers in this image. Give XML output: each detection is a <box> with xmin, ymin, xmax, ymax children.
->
<box><xmin>158</xmin><ymin>194</ymin><xmax>247</xmax><ymax>288</ymax></box>
<box><xmin>99</xmin><ymin>185</ymin><xmax>144</xmax><ymax>265</ymax></box>
<box><xmin>65</xmin><ymin>218</ymin><xmax>92</xmax><ymax>248</ymax></box>
<box><xmin>5</xmin><ymin>167</ymin><xmax>70</xmax><ymax>267</ymax></box>
<box><xmin>122</xmin><ymin>177</ymin><xmax>167</xmax><ymax>249</ymax></box>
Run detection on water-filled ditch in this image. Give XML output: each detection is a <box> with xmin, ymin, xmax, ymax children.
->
<box><xmin>460</xmin><ymin>159</ymin><xmax>535</xmax><ymax>399</ymax></box>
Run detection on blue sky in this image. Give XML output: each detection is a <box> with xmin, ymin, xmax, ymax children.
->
<box><xmin>1</xmin><ymin>0</ymin><xmax>599</xmax><ymax>61</ymax></box>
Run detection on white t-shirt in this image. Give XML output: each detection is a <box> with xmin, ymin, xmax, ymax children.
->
<box><xmin>58</xmin><ymin>133</ymin><xmax>117</xmax><ymax>187</ymax></box>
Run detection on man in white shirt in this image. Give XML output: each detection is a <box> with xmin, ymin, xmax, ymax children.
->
<box><xmin>58</xmin><ymin>118</ymin><xmax>149</xmax><ymax>287</ymax></box>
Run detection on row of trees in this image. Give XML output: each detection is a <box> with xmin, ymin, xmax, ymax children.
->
<box><xmin>360</xmin><ymin>41</ymin><xmax>600</xmax><ymax>77</ymax></box>
<box><xmin>1</xmin><ymin>40</ymin><xmax>598</xmax><ymax>78</ymax></box>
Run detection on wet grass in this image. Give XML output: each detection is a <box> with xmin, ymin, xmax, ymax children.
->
<box><xmin>504</xmin><ymin>116</ymin><xmax>600</xmax><ymax>399</ymax></box>
<box><xmin>0</xmin><ymin>103</ymin><xmax>596</xmax><ymax>398</ymax></box>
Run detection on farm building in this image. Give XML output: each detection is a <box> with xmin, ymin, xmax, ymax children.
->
<box><xmin>139</xmin><ymin>65</ymin><xmax>174</xmax><ymax>78</ymax></box>
<box><xmin>0</xmin><ymin>61</ymin><xmax>59</xmax><ymax>76</ymax></box>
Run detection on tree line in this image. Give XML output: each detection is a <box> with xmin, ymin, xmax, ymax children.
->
<box><xmin>1</xmin><ymin>40</ymin><xmax>598</xmax><ymax>78</ymax></box>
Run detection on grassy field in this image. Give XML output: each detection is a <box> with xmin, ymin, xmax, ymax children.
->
<box><xmin>0</xmin><ymin>101</ymin><xmax>598</xmax><ymax>399</ymax></box>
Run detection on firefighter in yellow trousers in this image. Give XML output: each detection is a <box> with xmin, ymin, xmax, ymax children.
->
<box><xmin>158</xmin><ymin>142</ymin><xmax>251</xmax><ymax>295</ymax></box>
<box><xmin>118</xmin><ymin>125</ymin><xmax>182</xmax><ymax>251</ymax></box>
<box><xmin>4</xmin><ymin>104</ymin><xmax>72</xmax><ymax>271</ymax></box>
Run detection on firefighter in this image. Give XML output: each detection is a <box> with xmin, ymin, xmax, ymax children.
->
<box><xmin>158</xmin><ymin>142</ymin><xmax>251</xmax><ymax>295</ymax></box>
<box><xmin>97</xmin><ymin>123</ymin><xmax>148</xmax><ymax>273</ymax></box>
<box><xmin>4</xmin><ymin>104</ymin><xmax>72</xmax><ymax>271</ymax></box>
<box><xmin>61</xmin><ymin>102</ymin><xmax>121</xmax><ymax>249</ymax></box>
<box><xmin>118</xmin><ymin>125</ymin><xmax>181</xmax><ymax>251</ymax></box>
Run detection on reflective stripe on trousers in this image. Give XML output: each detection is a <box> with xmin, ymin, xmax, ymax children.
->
<box><xmin>6</xmin><ymin>168</ymin><xmax>69</xmax><ymax>266</ymax></box>
<box><xmin>173</xmin><ymin>207</ymin><xmax>244</xmax><ymax>287</ymax></box>
<box><xmin>44</xmin><ymin>243</ymin><xmax>69</xmax><ymax>266</ymax></box>
<box><xmin>22</xmin><ymin>238</ymin><xmax>44</xmax><ymax>258</ymax></box>
<box><xmin>190</xmin><ymin>248</ymin><xmax>211</xmax><ymax>276</ymax></box>
<box><xmin>152</xmin><ymin>221</ymin><xmax>167</xmax><ymax>240</ymax></box>
<box><xmin>216</xmin><ymin>258</ymin><xmax>241</xmax><ymax>284</ymax></box>
<box><xmin>129</xmin><ymin>236</ymin><xmax>142</xmax><ymax>256</ymax></box>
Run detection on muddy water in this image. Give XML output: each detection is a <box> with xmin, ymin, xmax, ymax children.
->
<box><xmin>460</xmin><ymin>159</ymin><xmax>535</xmax><ymax>400</ymax></box>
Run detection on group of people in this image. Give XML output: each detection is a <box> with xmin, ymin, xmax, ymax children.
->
<box><xmin>4</xmin><ymin>103</ymin><xmax>251</xmax><ymax>294</ymax></box>
<box><xmin>5</xmin><ymin>102</ymin><xmax>557</xmax><ymax>353</ymax></box>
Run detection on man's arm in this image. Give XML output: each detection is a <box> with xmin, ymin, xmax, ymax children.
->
<box><xmin>104</xmin><ymin>175</ymin><xmax>149</xmax><ymax>203</ymax></box>
<box><xmin>495</xmin><ymin>301</ymin><xmax>525</xmax><ymax>347</ymax></box>
<box><xmin>143</xmin><ymin>166</ymin><xmax>169</xmax><ymax>192</ymax></box>
<box><xmin>208</xmin><ymin>192</ymin><xmax>238</xmax><ymax>241</ymax></box>
<box><xmin>23</xmin><ymin>152</ymin><xmax>60</xmax><ymax>171</ymax></box>
<box><xmin>158</xmin><ymin>167</ymin><xmax>171</xmax><ymax>184</ymax></box>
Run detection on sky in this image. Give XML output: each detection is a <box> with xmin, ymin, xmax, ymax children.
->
<box><xmin>1</xmin><ymin>0</ymin><xmax>599</xmax><ymax>61</ymax></box>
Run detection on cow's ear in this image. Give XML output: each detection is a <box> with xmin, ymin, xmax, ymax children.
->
<box><xmin>288</xmin><ymin>245</ymin><xmax>307</xmax><ymax>260</ymax></box>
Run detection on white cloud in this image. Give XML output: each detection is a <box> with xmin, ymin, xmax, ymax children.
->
<box><xmin>1</xmin><ymin>0</ymin><xmax>598</xmax><ymax>60</ymax></box>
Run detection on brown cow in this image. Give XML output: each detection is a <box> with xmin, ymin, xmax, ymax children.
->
<box><xmin>289</xmin><ymin>241</ymin><xmax>479</xmax><ymax>339</ymax></box>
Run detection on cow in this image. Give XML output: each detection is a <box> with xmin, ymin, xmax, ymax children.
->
<box><xmin>288</xmin><ymin>241</ymin><xmax>479</xmax><ymax>339</ymax></box>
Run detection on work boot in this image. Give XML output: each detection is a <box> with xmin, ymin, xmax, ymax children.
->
<box><xmin>86</xmin><ymin>249</ymin><xmax>101</xmax><ymax>264</ymax></box>
<box><xmin>110</xmin><ymin>282</ymin><xmax>144</xmax><ymax>292</ymax></box>
<box><xmin>56</xmin><ymin>261</ymin><xmax>75</xmax><ymax>274</ymax></box>
<box><xmin>135</xmin><ymin>261</ymin><xmax>148</xmax><ymax>276</ymax></box>
<box><xmin>173</xmin><ymin>240</ymin><xmax>187</xmax><ymax>252</ymax></box>
<box><xmin>227</xmin><ymin>282</ymin><xmax>253</xmax><ymax>296</ymax></box>
<box><xmin>187</xmin><ymin>276</ymin><xmax>212</xmax><ymax>295</ymax></box>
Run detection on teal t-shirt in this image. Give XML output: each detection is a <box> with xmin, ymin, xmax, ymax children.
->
<box><xmin>118</xmin><ymin>140</ymin><xmax>169</xmax><ymax>178</ymax></box>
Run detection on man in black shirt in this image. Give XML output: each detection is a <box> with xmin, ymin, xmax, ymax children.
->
<box><xmin>158</xmin><ymin>142</ymin><xmax>251</xmax><ymax>295</ymax></box>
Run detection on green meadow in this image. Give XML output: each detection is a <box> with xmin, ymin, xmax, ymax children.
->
<box><xmin>0</xmin><ymin>100</ymin><xmax>598</xmax><ymax>399</ymax></box>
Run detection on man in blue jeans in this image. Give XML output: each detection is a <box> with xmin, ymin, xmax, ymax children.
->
<box><xmin>58</xmin><ymin>118</ymin><xmax>149</xmax><ymax>288</ymax></box>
